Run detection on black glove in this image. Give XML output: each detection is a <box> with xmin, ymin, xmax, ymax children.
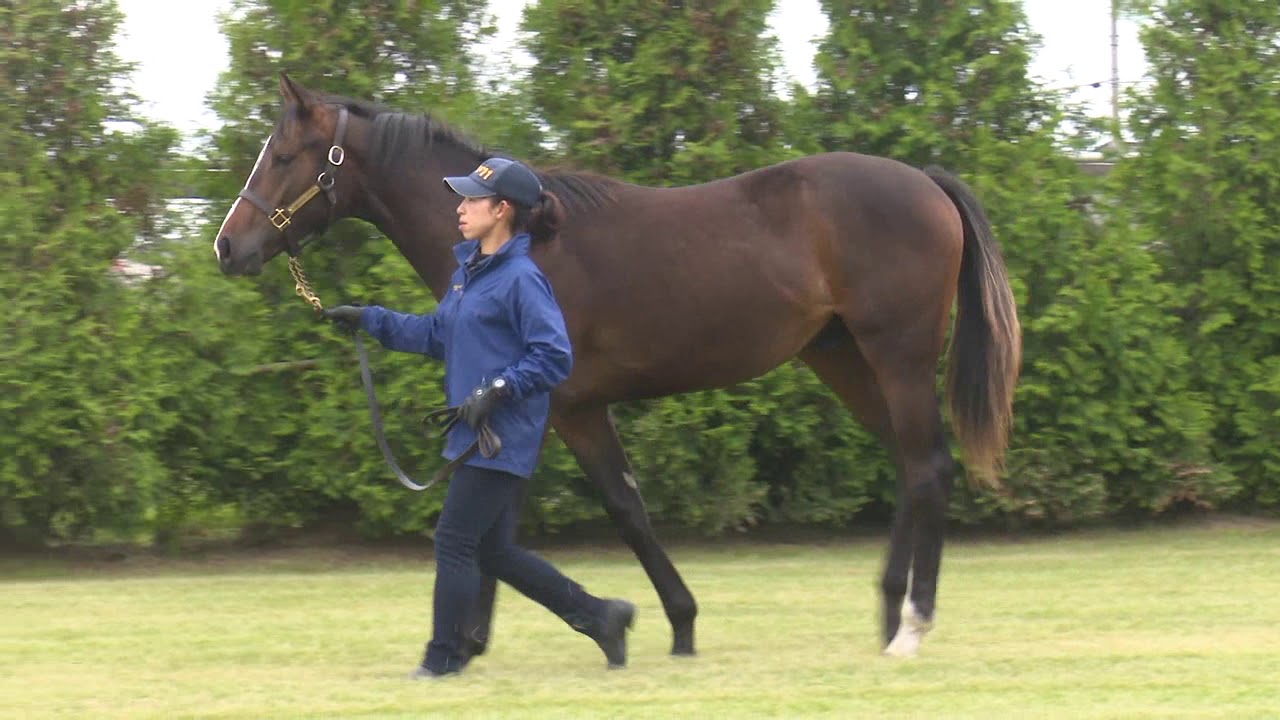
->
<box><xmin>458</xmin><ymin>378</ymin><xmax>510</xmax><ymax>429</ymax></box>
<box><xmin>322</xmin><ymin>305</ymin><xmax>363</xmax><ymax>334</ymax></box>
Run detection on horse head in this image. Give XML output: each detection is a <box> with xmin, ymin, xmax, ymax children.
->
<box><xmin>215</xmin><ymin>73</ymin><xmax>363</xmax><ymax>276</ymax></box>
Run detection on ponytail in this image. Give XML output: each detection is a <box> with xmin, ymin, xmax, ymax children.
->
<box><xmin>511</xmin><ymin>190</ymin><xmax>565</xmax><ymax>245</ymax></box>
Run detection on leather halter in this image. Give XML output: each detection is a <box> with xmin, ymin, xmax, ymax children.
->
<box><xmin>236</xmin><ymin>106</ymin><xmax>349</xmax><ymax>256</ymax></box>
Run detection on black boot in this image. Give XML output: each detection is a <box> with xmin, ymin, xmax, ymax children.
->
<box><xmin>412</xmin><ymin>642</ymin><xmax>466</xmax><ymax>680</ymax></box>
<box><xmin>591</xmin><ymin>598</ymin><xmax>636</xmax><ymax>669</ymax></box>
<box><xmin>409</xmin><ymin>665</ymin><xmax>459</xmax><ymax>680</ymax></box>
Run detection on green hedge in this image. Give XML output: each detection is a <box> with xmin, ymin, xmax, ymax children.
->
<box><xmin>3</xmin><ymin>0</ymin><xmax>1276</xmax><ymax>546</ymax></box>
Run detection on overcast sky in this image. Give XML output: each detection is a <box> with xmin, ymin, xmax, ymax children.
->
<box><xmin>113</xmin><ymin>0</ymin><xmax>1148</xmax><ymax>139</ymax></box>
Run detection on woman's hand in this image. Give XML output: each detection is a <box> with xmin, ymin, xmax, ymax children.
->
<box><xmin>322</xmin><ymin>305</ymin><xmax>364</xmax><ymax>334</ymax></box>
<box><xmin>459</xmin><ymin>378</ymin><xmax>510</xmax><ymax>429</ymax></box>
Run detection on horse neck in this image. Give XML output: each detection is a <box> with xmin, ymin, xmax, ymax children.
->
<box><xmin>347</xmin><ymin>124</ymin><xmax>483</xmax><ymax>300</ymax></box>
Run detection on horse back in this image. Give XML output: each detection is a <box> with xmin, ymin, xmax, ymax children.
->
<box><xmin>533</xmin><ymin>152</ymin><xmax>964</xmax><ymax>403</ymax></box>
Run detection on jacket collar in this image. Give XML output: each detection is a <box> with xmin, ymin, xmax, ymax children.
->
<box><xmin>453</xmin><ymin>232</ymin><xmax>531</xmax><ymax>268</ymax></box>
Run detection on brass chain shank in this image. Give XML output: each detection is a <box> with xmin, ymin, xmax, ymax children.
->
<box><xmin>289</xmin><ymin>256</ymin><xmax>324</xmax><ymax>313</ymax></box>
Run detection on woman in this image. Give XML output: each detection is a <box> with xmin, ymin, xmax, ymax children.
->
<box><xmin>323</xmin><ymin>158</ymin><xmax>635</xmax><ymax>678</ymax></box>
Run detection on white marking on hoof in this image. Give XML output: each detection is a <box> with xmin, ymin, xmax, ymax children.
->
<box><xmin>883</xmin><ymin>599</ymin><xmax>933</xmax><ymax>658</ymax></box>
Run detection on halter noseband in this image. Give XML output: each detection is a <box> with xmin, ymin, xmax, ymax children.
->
<box><xmin>236</xmin><ymin>105</ymin><xmax>350</xmax><ymax>257</ymax></box>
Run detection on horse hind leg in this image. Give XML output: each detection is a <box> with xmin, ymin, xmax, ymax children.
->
<box><xmin>853</xmin><ymin>326</ymin><xmax>956</xmax><ymax>658</ymax></box>
<box><xmin>802</xmin><ymin>315</ymin><xmax>956</xmax><ymax>657</ymax></box>
<box><xmin>798</xmin><ymin>327</ymin><xmax>913</xmax><ymax>650</ymax></box>
<box><xmin>880</xmin><ymin>401</ymin><xmax>954</xmax><ymax>659</ymax></box>
<box><xmin>552</xmin><ymin>404</ymin><xmax>699</xmax><ymax>656</ymax></box>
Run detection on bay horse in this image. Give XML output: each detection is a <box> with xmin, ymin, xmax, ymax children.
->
<box><xmin>215</xmin><ymin>73</ymin><xmax>1020</xmax><ymax>661</ymax></box>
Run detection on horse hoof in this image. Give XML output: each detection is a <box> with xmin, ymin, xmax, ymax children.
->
<box><xmin>670</xmin><ymin>638</ymin><xmax>696</xmax><ymax>657</ymax></box>
<box><xmin>882</xmin><ymin>633</ymin><xmax>921</xmax><ymax>658</ymax></box>
<box><xmin>882</xmin><ymin>599</ymin><xmax>932</xmax><ymax>658</ymax></box>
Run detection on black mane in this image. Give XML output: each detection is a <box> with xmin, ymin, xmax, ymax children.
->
<box><xmin>323</xmin><ymin>94</ymin><xmax>623</xmax><ymax>215</ymax></box>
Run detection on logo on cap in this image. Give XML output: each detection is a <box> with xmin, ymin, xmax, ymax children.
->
<box><xmin>444</xmin><ymin>157</ymin><xmax>542</xmax><ymax>208</ymax></box>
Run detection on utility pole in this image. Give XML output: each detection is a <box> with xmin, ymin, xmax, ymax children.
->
<box><xmin>1111</xmin><ymin>0</ymin><xmax>1126</xmax><ymax>152</ymax></box>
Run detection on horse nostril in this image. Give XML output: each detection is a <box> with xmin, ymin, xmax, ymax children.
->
<box><xmin>216</xmin><ymin>236</ymin><xmax>231</xmax><ymax>261</ymax></box>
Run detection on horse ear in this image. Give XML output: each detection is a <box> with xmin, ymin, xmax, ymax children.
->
<box><xmin>278</xmin><ymin>72</ymin><xmax>314</xmax><ymax>113</ymax></box>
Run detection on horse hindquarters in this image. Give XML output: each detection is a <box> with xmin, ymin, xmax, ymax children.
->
<box><xmin>802</xmin><ymin>161</ymin><xmax>966</xmax><ymax>654</ymax></box>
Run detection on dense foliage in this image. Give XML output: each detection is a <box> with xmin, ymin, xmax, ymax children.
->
<box><xmin>1</xmin><ymin>0</ymin><xmax>1272</xmax><ymax>546</ymax></box>
<box><xmin>1114</xmin><ymin>0</ymin><xmax>1280</xmax><ymax>509</ymax></box>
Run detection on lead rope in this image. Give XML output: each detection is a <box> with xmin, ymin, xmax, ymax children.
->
<box><xmin>288</xmin><ymin>257</ymin><xmax>434</xmax><ymax>491</ymax></box>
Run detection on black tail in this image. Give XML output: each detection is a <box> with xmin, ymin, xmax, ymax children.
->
<box><xmin>925</xmin><ymin>166</ymin><xmax>1022</xmax><ymax>485</ymax></box>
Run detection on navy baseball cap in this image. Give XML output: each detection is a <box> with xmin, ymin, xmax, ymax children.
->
<box><xmin>443</xmin><ymin>158</ymin><xmax>542</xmax><ymax>209</ymax></box>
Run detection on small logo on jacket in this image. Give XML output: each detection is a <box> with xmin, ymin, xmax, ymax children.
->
<box><xmin>452</xmin><ymin>283</ymin><xmax>463</xmax><ymax>292</ymax></box>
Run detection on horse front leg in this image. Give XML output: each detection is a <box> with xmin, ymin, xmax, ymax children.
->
<box><xmin>553</xmin><ymin>404</ymin><xmax>698</xmax><ymax>656</ymax></box>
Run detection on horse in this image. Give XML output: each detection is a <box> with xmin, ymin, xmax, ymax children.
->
<box><xmin>214</xmin><ymin>72</ymin><xmax>1021</xmax><ymax>661</ymax></box>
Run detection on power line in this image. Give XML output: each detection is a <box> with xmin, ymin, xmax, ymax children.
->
<box><xmin>1050</xmin><ymin>79</ymin><xmax>1149</xmax><ymax>93</ymax></box>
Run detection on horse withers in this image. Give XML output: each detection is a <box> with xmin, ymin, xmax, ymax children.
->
<box><xmin>215</xmin><ymin>73</ymin><xmax>1021</xmax><ymax>661</ymax></box>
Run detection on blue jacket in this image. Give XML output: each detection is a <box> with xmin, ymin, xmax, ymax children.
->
<box><xmin>359</xmin><ymin>233</ymin><xmax>572</xmax><ymax>479</ymax></box>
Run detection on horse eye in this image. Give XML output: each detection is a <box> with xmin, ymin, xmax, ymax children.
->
<box><xmin>274</xmin><ymin>153</ymin><xmax>294</xmax><ymax>165</ymax></box>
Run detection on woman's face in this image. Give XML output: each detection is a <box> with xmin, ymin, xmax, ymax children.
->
<box><xmin>456</xmin><ymin>196</ymin><xmax>510</xmax><ymax>241</ymax></box>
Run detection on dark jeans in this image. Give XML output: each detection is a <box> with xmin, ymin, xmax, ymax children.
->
<box><xmin>423</xmin><ymin>464</ymin><xmax>607</xmax><ymax>673</ymax></box>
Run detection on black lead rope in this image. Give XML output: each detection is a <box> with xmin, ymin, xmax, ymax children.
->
<box><xmin>355</xmin><ymin>333</ymin><xmax>434</xmax><ymax>491</ymax></box>
<box><xmin>356</xmin><ymin>333</ymin><xmax>500</xmax><ymax>491</ymax></box>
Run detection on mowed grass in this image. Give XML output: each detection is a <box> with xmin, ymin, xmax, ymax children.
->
<box><xmin>2</xmin><ymin>520</ymin><xmax>1279</xmax><ymax>719</ymax></box>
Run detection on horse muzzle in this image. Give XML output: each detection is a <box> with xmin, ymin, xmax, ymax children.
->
<box><xmin>216</xmin><ymin>239</ymin><xmax>264</xmax><ymax>276</ymax></box>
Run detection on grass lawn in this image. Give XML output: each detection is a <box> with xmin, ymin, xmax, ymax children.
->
<box><xmin>2</xmin><ymin>518</ymin><xmax>1278</xmax><ymax>719</ymax></box>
